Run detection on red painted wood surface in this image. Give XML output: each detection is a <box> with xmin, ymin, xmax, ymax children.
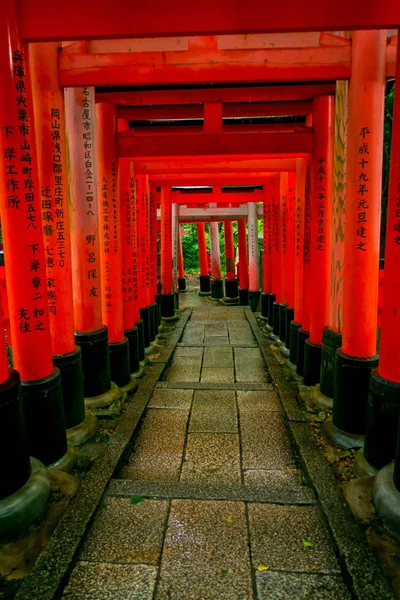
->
<box><xmin>119</xmin><ymin>158</ymin><xmax>138</xmax><ymax>328</ymax></box>
<box><xmin>294</xmin><ymin>158</ymin><xmax>306</xmax><ymax>324</ymax></box>
<box><xmin>0</xmin><ymin>0</ymin><xmax>53</xmax><ymax>381</ymax></box>
<box><xmin>0</xmin><ymin>292</ymin><xmax>9</xmax><ymax>384</ymax></box>
<box><xmin>197</xmin><ymin>223</ymin><xmax>209</xmax><ymax>277</ymax></box>
<box><xmin>262</xmin><ymin>183</ymin><xmax>272</xmax><ymax>294</ymax></box>
<box><xmin>30</xmin><ymin>42</ymin><xmax>75</xmax><ymax>356</ymax></box>
<box><xmin>237</xmin><ymin>219</ymin><xmax>249</xmax><ymax>290</ymax></box>
<box><xmin>178</xmin><ymin>226</ymin><xmax>185</xmax><ymax>279</ymax></box>
<box><xmin>160</xmin><ymin>188</ymin><xmax>173</xmax><ymax>295</ymax></box>
<box><xmin>342</xmin><ymin>31</ymin><xmax>386</xmax><ymax>358</ymax></box>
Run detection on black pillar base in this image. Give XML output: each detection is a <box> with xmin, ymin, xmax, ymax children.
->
<box><xmin>260</xmin><ymin>292</ymin><xmax>270</xmax><ymax>321</ymax></box>
<box><xmin>267</xmin><ymin>293</ymin><xmax>276</xmax><ymax>329</ymax></box>
<box><xmin>304</xmin><ymin>339</ymin><xmax>322</xmax><ymax>386</ymax></box>
<box><xmin>224</xmin><ymin>278</ymin><xmax>239</xmax><ymax>303</ymax></box>
<box><xmin>272</xmin><ymin>302</ymin><xmax>281</xmax><ymax>340</ymax></box>
<box><xmin>199</xmin><ymin>274</ymin><xmax>211</xmax><ymax>296</ymax></box>
<box><xmin>161</xmin><ymin>293</ymin><xmax>176</xmax><ymax>319</ymax></box>
<box><xmin>363</xmin><ymin>370</ymin><xmax>400</xmax><ymax>471</ymax></box>
<box><xmin>278</xmin><ymin>304</ymin><xmax>287</xmax><ymax>342</ymax></box>
<box><xmin>53</xmin><ymin>346</ymin><xmax>85</xmax><ymax>430</ymax></box>
<box><xmin>249</xmin><ymin>290</ymin><xmax>261</xmax><ymax>312</ymax></box>
<box><xmin>174</xmin><ymin>291</ymin><xmax>179</xmax><ymax>309</ymax></box>
<box><xmin>211</xmin><ymin>279</ymin><xmax>224</xmax><ymax>300</ymax></box>
<box><xmin>109</xmin><ymin>337</ymin><xmax>131</xmax><ymax>387</ymax></box>
<box><xmin>296</xmin><ymin>329</ymin><xmax>309</xmax><ymax>377</ymax></box>
<box><xmin>140</xmin><ymin>306</ymin><xmax>151</xmax><ymax>348</ymax></box>
<box><xmin>21</xmin><ymin>368</ymin><xmax>68</xmax><ymax>467</ymax></box>
<box><xmin>320</xmin><ymin>327</ymin><xmax>342</xmax><ymax>400</ymax></box>
<box><xmin>332</xmin><ymin>349</ymin><xmax>379</xmax><ymax>436</ymax></box>
<box><xmin>239</xmin><ymin>288</ymin><xmax>249</xmax><ymax>306</ymax></box>
<box><xmin>0</xmin><ymin>370</ymin><xmax>31</xmax><ymax>499</ymax></box>
<box><xmin>178</xmin><ymin>277</ymin><xmax>187</xmax><ymax>292</ymax></box>
<box><xmin>75</xmin><ymin>326</ymin><xmax>111</xmax><ymax>398</ymax></box>
<box><xmin>135</xmin><ymin>320</ymin><xmax>145</xmax><ymax>362</ymax></box>
<box><xmin>125</xmin><ymin>327</ymin><xmax>140</xmax><ymax>374</ymax></box>
<box><xmin>155</xmin><ymin>294</ymin><xmax>162</xmax><ymax>326</ymax></box>
<box><xmin>284</xmin><ymin>307</ymin><xmax>295</xmax><ymax>349</ymax></box>
<box><xmin>289</xmin><ymin>322</ymin><xmax>302</xmax><ymax>365</ymax></box>
<box><xmin>148</xmin><ymin>303</ymin><xmax>157</xmax><ymax>342</ymax></box>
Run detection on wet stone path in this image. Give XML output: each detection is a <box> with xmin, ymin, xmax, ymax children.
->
<box><xmin>62</xmin><ymin>306</ymin><xmax>353</xmax><ymax>599</ymax></box>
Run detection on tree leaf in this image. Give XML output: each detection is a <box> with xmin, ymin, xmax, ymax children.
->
<box><xmin>226</xmin><ymin>515</ymin><xmax>233</xmax><ymax>524</ymax></box>
<box><xmin>221</xmin><ymin>569</ymin><xmax>229</xmax><ymax>577</ymax></box>
<box><xmin>257</xmin><ymin>565</ymin><xmax>270</xmax><ymax>572</ymax></box>
<box><xmin>130</xmin><ymin>496</ymin><xmax>143</xmax><ymax>505</ymax></box>
<box><xmin>302</xmin><ymin>539</ymin><xmax>313</xmax><ymax>549</ymax></box>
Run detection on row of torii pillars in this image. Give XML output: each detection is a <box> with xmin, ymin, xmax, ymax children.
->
<box><xmin>0</xmin><ymin>10</ymin><xmax>399</xmax><ymax>540</ymax></box>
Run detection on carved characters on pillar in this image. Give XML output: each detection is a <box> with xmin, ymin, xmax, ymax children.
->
<box><xmin>356</xmin><ymin>126</ymin><xmax>371</xmax><ymax>252</ymax></box>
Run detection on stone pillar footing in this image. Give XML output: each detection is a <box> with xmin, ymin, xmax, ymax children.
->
<box><xmin>160</xmin><ymin>293</ymin><xmax>176</xmax><ymax>319</ymax></box>
<box><xmin>211</xmin><ymin>279</ymin><xmax>224</xmax><ymax>300</ymax></box>
<box><xmin>320</xmin><ymin>327</ymin><xmax>342</xmax><ymax>400</ymax></box>
<box><xmin>0</xmin><ymin>458</ymin><xmax>51</xmax><ymax>539</ymax></box>
<box><xmin>53</xmin><ymin>345</ymin><xmax>85</xmax><ymax>430</ymax></box>
<box><xmin>249</xmin><ymin>290</ymin><xmax>261</xmax><ymax>312</ymax></box>
<box><xmin>304</xmin><ymin>340</ymin><xmax>322</xmax><ymax>386</ymax></box>
<box><xmin>178</xmin><ymin>278</ymin><xmax>187</xmax><ymax>292</ymax></box>
<box><xmin>47</xmin><ymin>444</ymin><xmax>77</xmax><ymax>473</ymax></box>
<box><xmin>296</xmin><ymin>329</ymin><xmax>309</xmax><ymax>377</ymax></box>
<box><xmin>75</xmin><ymin>326</ymin><xmax>111</xmax><ymax>398</ymax></box>
<box><xmin>354</xmin><ymin>447</ymin><xmax>379</xmax><ymax>478</ymax></box>
<box><xmin>373</xmin><ymin>464</ymin><xmax>400</xmax><ymax>540</ymax></box>
<box><xmin>84</xmin><ymin>381</ymin><xmax>124</xmax><ymax>417</ymax></box>
<box><xmin>314</xmin><ymin>388</ymin><xmax>333</xmax><ymax>410</ymax></box>
<box><xmin>239</xmin><ymin>288</ymin><xmax>249</xmax><ymax>306</ymax></box>
<box><xmin>321</xmin><ymin>418</ymin><xmax>364</xmax><ymax>449</ymax></box>
<box><xmin>332</xmin><ymin>350</ymin><xmax>378</xmax><ymax>437</ymax></box>
<box><xmin>109</xmin><ymin>337</ymin><xmax>131</xmax><ymax>388</ymax></box>
<box><xmin>21</xmin><ymin>368</ymin><xmax>68</xmax><ymax>468</ymax></box>
<box><xmin>67</xmin><ymin>411</ymin><xmax>98</xmax><ymax>446</ymax></box>
<box><xmin>199</xmin><ymin>275</ymin><xmax>211</xmax><ymax>296</ymax></box>
<box><xmin>120</xmin><ymin>374</ymin><xmax>138</xmax><ymax>396</ymax></box>
<box><xmin>134</xmin><ymin>320</ymin><xmax>145</xmax><ymax>362</ymax></box>
<box><xmin>289</xmin><ymin>321</ymin><xmax>301</xmax><ymax>365</ymax></box>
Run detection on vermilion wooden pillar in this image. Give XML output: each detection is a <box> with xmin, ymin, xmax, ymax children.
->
<box><xmin>248</xmin><ymin>202</ymin><xmax>260</xmax><ymax>311</ymax></box>
<box><xmin>130</xmin><ymin>162</ymin><xmax>146</xmax><ymax>361</ymax></box>
<box><xmin>223</xmin><ymin>219</ymin><xmax>239</xmax><ymax>302</ymax></box>
<box><xmin>281</xmin><ymin>172</ymin><xmax>296</xmax><ymax>354</ymax></box>
<box><xmin>237</xmin><ymin>219</ymin><xmax>249</xmax><ymax>305</ymax></box>
<box><xmin>361</xmin><ymin>35</ymin><xmax>400</xmax><ymax>480</ymax></box>
<box><xmin>269</xmin><ymin>177</ymin><xmax>280</xmax><ymax>337</ymax></box>
<box><xmin>324</xmin><ymin>30</ymin><xmax>385</xmax><ymax>449</ymax></box>
<box><xmin>178</xmin><ymin>226</ymin><xmax>187</xmax><ymax>292</ymax></box>
<box><xmin>197</xmin><ymin>222</ymin><xmax>211</xmax><ymax>296</ymax></box>
<box><xmin>30</xmin><ymin>42</ymin><xmax>94</xmax><ymax>443</ymax></box>
<box><xmin>297</xmin><ymin>157</ymin><xmax>312</xmax><ymax>376</ymax></box>
<box><xmin>65</xmin><ymin>87</ymin><xmax>114</xmax><ymax>409</ymax></box>
<box><xmin>160</xmin><ymin>187</ymin><xmax>176</xmax><ymax>318</ymax></box>
<box><xmin>319</xmin><ymin>79</ymin><xmax>348</xmax><ymax>405</ymax></box>
<box><xmin>0</xmin><ymin>4</ymin><xmax>70</xmax><ymax>470</ymax></box>
<box><xmin>261</xmin><ymin>182</ymin><xmax>273</xmax><ymax>322</ymax></box>
<box><xmin>118</xmin><ymin>159</ymin><xmax>142</xmax><ymax>374</ymax></box>
<box><xmin>146</xmin><ymin>181</ymin><xmax>158</xmax><ymax>341</ymax></box>
<box><xmin>289</xmin><ymin>158</ymin><xmax>306</xmax><ymax>365</ymax></box>
<box><xmin>171</xmin><ymin>201</ymin><xmax>179</xmax><ymax>309</ymax></box>
<box><xmin>209</xmin><ymin>214</ymin><xmax>223</xmax><ymax>300</ymax></box>
<box><xmin>135</xmin><ymin>174</ymin><xmax>152</xmax><ymax>344</ymax></box>
<box><xmin>304</xmin><ymin>96</ymin><xmax>335</xmax><ymax>386</ymax></box>
<box><xmin>96</xmin><ymin>103</ymin><xmax>135</xmax><ymax>392</ymax></box>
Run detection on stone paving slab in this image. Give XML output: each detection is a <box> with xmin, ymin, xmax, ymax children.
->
<box><xmin>240</xmin><ymin>411</ymin><xmax>294</xmax><ymax>469</ymax></box>
<box><xmin>204</xmin><ymin>323</ymin><xmax>228</xmax><ymax>336</ymax></box>
<box><xmin>107</xmin><ymin>479</ymin><xmax>316</xmax><ymax>505</ymax></box>
<box><xmin>243</xmin><ymin>468</ymin><xmax>314</xmax><ymax>504</ymax></box>
<box><xmin>155</xmin><ymin>500</ymin><xmax>252</xmax><ymax>599</ymax></box>
<box><xmin>156</xmin><ymin>381</ymin><xmax>274</xmax><ymax>391</ymax></box>
<box><xmin>255</xmin><ymin>572</ymin><xmax>352</xmax><ymax>600</ymax></box>
<box><xmin>203</xmin><ymin>336</ymin><xmax>231</xmax><ymax>346</ymax></box>
<box><xmin>148</xmin><ymin>388</ymin><xmax>194</xmax><ymax>410</ymax></box>
<box><xmin>200</xmin><ymin>366</ymin><xmax>235</xmax><ymax>383</ymax></box>
<box><xmin>166</xmin><ymin>363</ymin><xmax>201</xmax><ymax>383</ymax></box>
<box><xmin>189</xmin><ymin>390</ymin><xmax>238</xmax><ymax>433</ymax></box>
<box><xmin>176</xmin><ymin>342</ymin><xmax>258</xmax><ymax>348</ymax></box>
<box><xmin>203</xmin><ymin>346</ymin><xmax>234</xmax><ymax>368</ymax></box>
<box><xmin>62</xmin><ymin>562</ymin><xmax>157</xmax><ymax>600</ymax></box>
<box><xmin>234</xmin><ymin>347</ymin><xmax>267</xmax><ymax>383</ymax></box>
<box><xmin>190</xmin><ymin>309</ymin><xmax>209</xmax><ymax>321</ymax></box>
<box><xmin>171</xmin><ymin>354</ymin><xmax>203</xmax><ymax>367</ymax></box>
<box><xmin>248</xmin><ymin>503</ymin><xmax>340</xmax><ymax>574</ymax></box>
<box><xmin>123</xmin><ymin>408</ymin><xmax>189</xmax><ymax>482</ymax></box>
<box><xmin>181</xmin><ymin>434</ymin><xmax>241</xmax><ymax>484</ymax></box>
<box><xmin>237</xmin><ymin>390</ymin><xmax>281</xmax><ymax>412</ymax></box>
<box><xmin>78</xmin><ymin>497</ymin><xmax>168</xmax><ymax>564</ymax></box>
<box><xmin>173</xmin><ymin>346</ymin><xmax>204</xmax><ymax>357</ymax></box>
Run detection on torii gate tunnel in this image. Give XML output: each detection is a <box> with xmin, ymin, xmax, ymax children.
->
<box><xmin>1</xmin><ymin>0</ymin><xmax>400</xmax><ymax>560</ymax></box>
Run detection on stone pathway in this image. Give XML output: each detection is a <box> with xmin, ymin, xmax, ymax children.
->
<box><xmin>61</xmin><ymin>306</ymin><xmax>353</xmax><ymax>599</ymax></box>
